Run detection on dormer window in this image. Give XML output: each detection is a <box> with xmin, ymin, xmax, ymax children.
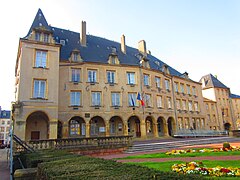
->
<box><xmin>70</xmin><ymin>50</ymin><xmax>82</xmax><ymax>63</ymax></box>
<box><xmin>140</xmin><ymin>58</ymin><xmax>150</xmax><ymax>68</ymax></box>
<box><xmin>35</xmin><ymin>32</ymin><xmax>41</xmax><ymax>41</ymax></box>
<box><xmin>43</xmin><ymin>33</ymin><xmax>49</xmax><ymax>43</ymax></box>
<box><xmin>162</xmin><ymin>64</ymin><xmax>170</xmax><ymax>74</ymax></box>
<box><xmin>108</xmin><ymin>55</ymin><xmax>119</xmax><ymax>65</ymax></box>
<box><xmin>60</xmin><ymin>39</ymin><xmax>65</xmax><ymax>46</ymax></box>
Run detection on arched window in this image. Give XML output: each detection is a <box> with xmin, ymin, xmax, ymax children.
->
<box><xmin>69</xmin><ymin>120</ymin><xmax>80</xmax><ymax>135</ymax></box>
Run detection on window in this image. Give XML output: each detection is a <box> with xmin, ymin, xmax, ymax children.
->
<box><xmin>35</xmin><ymin>32</ymin><xmax>40</xmax><ymax>41</ymax></box>
<box><xmin>187</xmin><ymin>85</ymin><xmax>191</xmax><ymax>95</ymax></box>
<box><xmin>155</xmin><ymin>77</ymin><xmax>161</xmax><ymax>88</ymax></box>
<box><xmin>128</xmin><ymin>93</ymin><xmax>136</xmax><ymax>106</ymax></box>
<box><xmin>7</xmin><ymin>121</ymin><xmax>10</xmax><ymax>125</ymax></box>
<box><xmin>192</xmin><ymin>86</ymin><xmax>197</xmax><ymax>96</ymax></box>
<box><xmin>194</xmin><ymin>102</ymin><xmax>199</xmax><ymax>111</ymax></box>
<box><xmin>188</xmin><ymin>101</ymin><xmax>193</xmax><ymax>111</ymax></box>
<box><xmin>73</xmin><ymin>53</ymin><xmax>78</xmax><ymax>62</ymax></box>
<box><xmin>69</xmin><ymin>120</ymin><xmax>80</xmax><ymax>135</ymax></box>
<box><xmin>88</xmin><ymin>70</ymin><xmax>97</xmax><ymax>83</ymax></box>
<box><xmin>70</xmin><ymin>91</ymin><xmax>81</xmax><ymax>106</ymax></box>
<box><xmin>145</xmin><ymin>94</ymin><xmax>151</xmax><ymax>107</ymax></box>
<box><xmin>206</xmin><ymin>104</ymin><xmax>209</xmax><ymax>110</ymax></box>
<box><xmin>180</xmin><ymin>83</ymin><xmax>185</xmax><ymax>93</ymax></box>
<box><xmin>156</xmin><ymin>96</ymin><xmax>162</xmax><ymax>108</ymax></box>
<box><xmin>1</xmin><ymin>121</ymin><xmax>5</xmax><ymax>125</ymax></box>
<box><xmin>71</xmin><ymin>69</ymin><xmax>80</xmax><ymax>82</ymax></box>
<box><xmin>35</xmin><ymin>51</ymin><xmax>47</xmax><ymax>68</ymax></box>
<box><xmin>43</xmin><ymin>33</ymin><xmax>49</xmax><ymax>43</ymax></box>
<box><xmin>143</xmin><ymin>74</ymin><xmax>150</xmax><ymax>86</ymax></box>
<box><xmin>33</xmin><ymin>80</ymin><xmax>46</xmax><ymax>98</ymax></box>
<box><xmin>92</xmin><ymin>92</ymin><xmax>101</xmax><ymax>106</ymax></box>
<box><xmin>182</xmin><ymin>100</ymin><xmax>186</xmax><ymax>110</ymax></box>
<box><xmin>0</xmin><ymin>127</ymin><xmax>4</xmax><ymax>132</ymax></box>
<box><xmin>176</xmin><ymin>99</ymin><xmax>180</xmax><ymax>109</ymax></box>
<box><xmin>107</xmin><ymin>71</ymin><xmax>115</xmax><ymax>84</ymax></box>
<box><xmin>174</xmin><ymin>82</ymin><xmax>179</xmax><ymax>92</ymax></box>
<box><xmin>111</xmin><ymin>92</ymin><xmax>120</xmax><ymax>106</ymax></box>
<box><xmin>165</xmin><ymin>79</ymin><xmax>170</xmax><ymax>91</ymax></box>
<box><xmin>127</xmin><ymin>72</ymin><xmax>135</xmax><ymax>84</ymax></box>
<box><xmin>167</xmin><ymin>97</ymin><xmax>172</xmax><ymax>109</ymax></box>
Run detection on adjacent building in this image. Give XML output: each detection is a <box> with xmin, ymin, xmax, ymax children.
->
<box><xmin>12</xmin><ymin>9</ymin><xmax>239</xmax><ymax>141</ymax></box>
<box><xmin>230</xmin><ymin>94</ymin><xmax>240</xmax><ymax>130</ymax></box>
<box><xmin>0</xmin><ymin>107</ymin><xmax>11</xmax><ymax>145</ymax></box>
<box><xmin>200</xmin><ymin>74</ymin><xmax>237</xmax><ymax>131</ymax></box>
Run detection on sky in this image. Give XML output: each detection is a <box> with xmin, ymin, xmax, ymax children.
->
<box><xmin>0</xmin><ymin>0</ymin><xmax>240</xmax><ymax>110</ymax></box>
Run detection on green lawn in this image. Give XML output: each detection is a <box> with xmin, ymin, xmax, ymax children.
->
<box><xmin>119</xmin><ymin>150</ymin><xmax>240</xmax><ymax>159</ymax></box>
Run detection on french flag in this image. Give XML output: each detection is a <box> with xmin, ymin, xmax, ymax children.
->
<box><xmin>137</xmin><ymin>92</ymin><xmax>145</xmax><ymax>106</ymax></box>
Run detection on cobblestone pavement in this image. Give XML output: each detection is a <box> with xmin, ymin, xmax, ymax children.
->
<box><xmin>0</xmin><ymin>148</ymin><xmax>10</xmax><ymax>180</ymax></box>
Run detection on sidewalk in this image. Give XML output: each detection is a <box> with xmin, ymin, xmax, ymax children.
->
<box><xmin>0</xmin><ymin>148</ymin><xmax>10</xmax><ymax>180</ymax></box>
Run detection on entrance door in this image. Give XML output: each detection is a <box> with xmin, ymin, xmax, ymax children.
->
<box><xmin>135</xmin><ymin>121</ymin><xmax>141</xmax><ymax>137</ymax></box>
<box><xmin>31</xmin><ymin>131</ymin><xmax>40</xmax><ymax>140</ymax></box>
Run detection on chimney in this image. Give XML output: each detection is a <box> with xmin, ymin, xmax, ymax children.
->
<box><xmin>138</xmin><ymin>40</ymin><xmax>147</xmax><ymax>56</ymax></box>
<box><xmin>121</xmin><ymin>34</ymin><xmax>126</xmax><ymax>54</ymax></box>
<box><xmin>81</xmin><ymin>21</ymin><xmax>86</xmax><ymax>46</ymax></box>
<box><xmin>147</xmin><ymin>50</ymin><xmax>151</xmax><ymax>55</ymax></box>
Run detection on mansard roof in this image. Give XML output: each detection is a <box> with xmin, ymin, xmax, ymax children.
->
<box><xmin>200</xmin><ymin>74</ymin><xmax>229</xmax><ymax>89</ymax></box>
<box><xmin>24</xmin><ymin>9</ymin><xmax>185</xmax><ymax>77</ymax></box>
<box><xmin>26</xmin><ymin>9</ymin><xmax>52</xmax><ymax>37</ymax></box>
<box><xmin>230</xmin><ymin>94</ymin><xmax>240</xmax><ymax>99</ymax></box>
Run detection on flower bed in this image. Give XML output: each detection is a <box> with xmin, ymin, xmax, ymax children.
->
<box><xmin>172</xmin><ymin>161</ymin><xmax>240</xmax><ymax>177</ymax></box>
<box><xmin>165</xmin><ymin>146</ymin><xmax>240</xmax><ymax>155</ymax></box>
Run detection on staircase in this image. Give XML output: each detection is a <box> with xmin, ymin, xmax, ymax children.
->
<box><xmin>13</xmin><ymin>135</ymin><xmax>34</xmax><ymax>153</ymax></box>
<box><xmin>125</xmin><ymin>137</ymin><xmax>238</xmax><ymax>153</ymax></box>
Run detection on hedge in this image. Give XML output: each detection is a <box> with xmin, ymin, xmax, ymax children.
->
<box><xmin>20</xmin><ymin>150</ymin><xmax>206</xmax><ymax>180</ymax></box>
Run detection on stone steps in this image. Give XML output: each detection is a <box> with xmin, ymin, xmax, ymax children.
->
<box><xmin>125</xmin><ymin>137</ymin><xmax>238</xmax><ymax>153</ymax></box>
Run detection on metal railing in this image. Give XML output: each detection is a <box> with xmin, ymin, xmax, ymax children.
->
<box><xmin>174</xmin><ymin>130</ymin><xmax>229</xmax><ymax>137</ymax></box>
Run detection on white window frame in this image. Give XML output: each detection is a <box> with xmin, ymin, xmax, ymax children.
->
<box><xmin>107</xmin><ymin>71</ymin><xmax>115</xmax><ymax>84</ymax></box>
<box><xmin>143</xmin><ymin>74</ymin><xmax>150</xmax><ymax>86</ymax></box>
<box><xmin>111</xmin><ymin>92</ymin><xmax>120</xmax><ymax>106</ymax></box>
<box><xmin>145</xmin><ymin>94</ymin><xmax>151</xmax><ymax>107</ymax></box>
<box><xmin>156</xmin><ymin>96</ymin><xmax>162</xmax><ymax>108</ymax></box>
<box><xmin>167</xmin><ymin>97</ymin><xmax>172</xmax><ymax>109</ymax></box>
<box><xmin>187</xmin><ymin>85</ymin><xmax>191</xmax><ymax>95</ymax></box>
<box><xmin>72</xmin><ymin>69</ymin><xmax>80</xmax><ymax>82</ymax></box>
<box><xmin>88</xmin><ymin>70</ymin><xmax>97</xmax><ymax>83</ymax></box>
<box><xmin>165</xmin><ymin>79</ymin><xmax>170</xmax><ymax>91</ymax></box>
<box><xmin>127</xmin><ymin>72</ymin><xmax>135</xmax><ymax>85</ymax></box>
<box><xmin>92</xmin><ymin>92</ymin><xmax>101</xmax><ymax>106</ymax></box>
<box><xmin>155</xmin><ymin>77</ymin><xmax>161</xmax><ymax>88</ymax></box>
<box><xmin>43</xmin><ymin>33</ymin><xmax>49</xmax><ymax>43</ymax></box>
<box><xmin>174</xmin><ymin>82</ymin><xmax>179</xmax><ymax>92</ymax></box>
<box><xmin>35</xmin><ymin>50</ymin><xmax>47</xmax><ymax>68</ymax></box>
<box><xmin>189</xmin><ymin>101</ymin><xmax>193</xmax><ymax>111</ymax></box>
<box><xmin>33</xmin><ymin>80</ymin><xmax>46</xmax><ymax>98</ymax></box>
<box><xmin>128</xmin><ymin>93</ymin><xmax>136</xmax><ymax>106</ymax></box>
<box><xmin>180</xmin><ymin>83</ymin><xmax>185</xmax><ymax>93</ymax></box>
<box><xmin>70</xmin><ymin>91</ymin><xmax>81</xmax><ymax>106</ymax></box>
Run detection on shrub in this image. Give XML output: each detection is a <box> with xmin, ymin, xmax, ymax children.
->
<box><xmin>223</xmin><ymin>142</ymin><xmax>231</xmax><ymax>149</ymax></box>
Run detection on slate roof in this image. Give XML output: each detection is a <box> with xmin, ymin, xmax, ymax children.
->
<box><xmin>200</xmin><ymin>74</ymin><xmax>229</xmax><ymax>89</ymax></box>
<box><xmin>24</xmin><ymin>9</ymin><xmax>184</xmax><ymax>77</ymax></box>
<box><xmin>0</xmin><ymin>110</ymin><xmax>11</xmax><ymax>119</ymax></box>
<box><xmin>230</xmin><ymin>94</ymin><xmax>240</xmax><ymax>99</ymax></box>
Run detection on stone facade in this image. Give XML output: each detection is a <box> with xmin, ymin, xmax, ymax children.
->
<box><xmin>12</xmin><ymin>9</ymin><xmax>239</xmax><ymax>141</ymax></box>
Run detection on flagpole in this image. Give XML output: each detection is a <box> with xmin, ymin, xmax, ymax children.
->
<box><xmin>139</xmin><ymin>58</ymin><xmax>145</xmax><ymax>123</ymax></box>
